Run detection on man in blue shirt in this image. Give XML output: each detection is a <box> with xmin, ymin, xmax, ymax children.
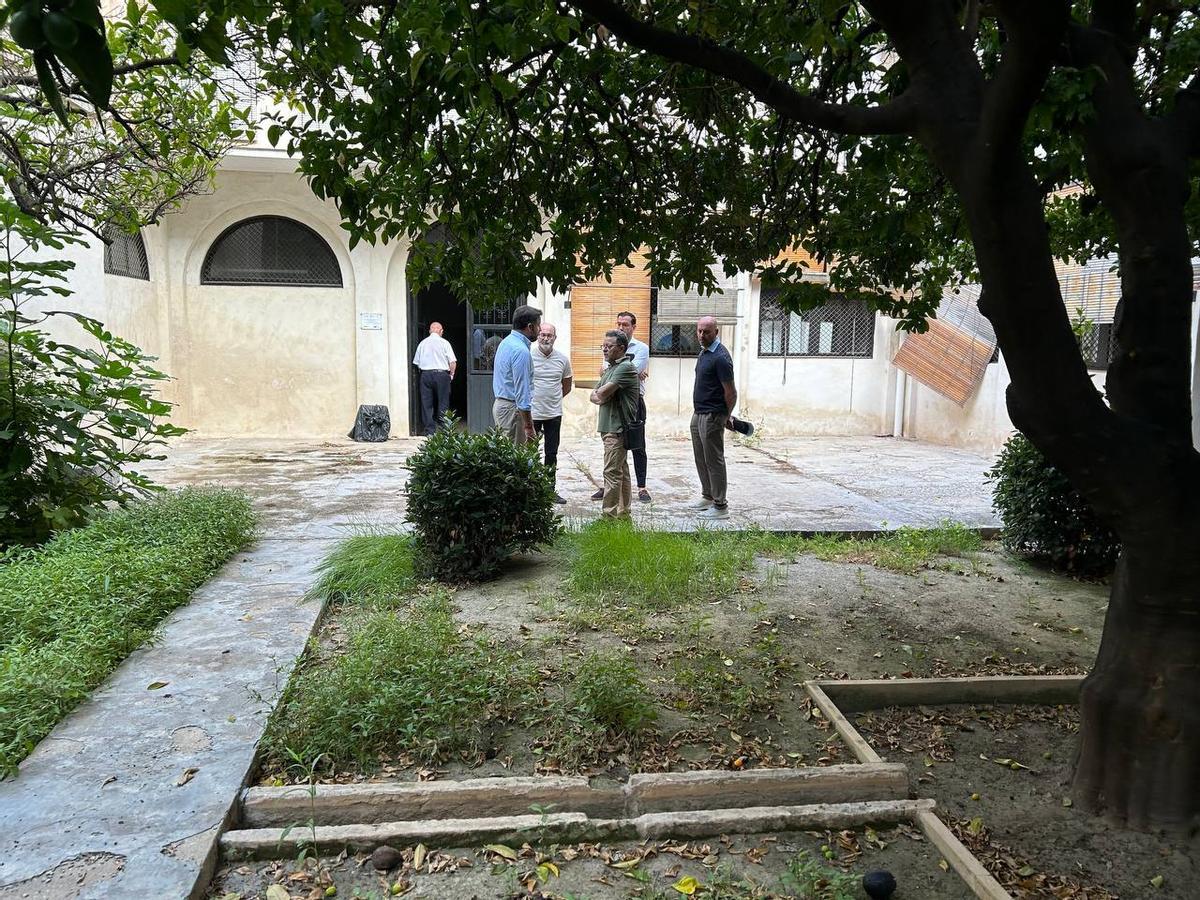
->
<box><xmin>492</xmin><ymin>304</ymin><xmax>542</xmax><ymax>445</ymax></box>
<box><xmin>690</xmin><ymin>315</ymin><xmax>737</xmax><ymax>519</ymax></box>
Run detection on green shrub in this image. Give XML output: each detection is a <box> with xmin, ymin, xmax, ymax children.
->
<box><xmin>987</xmin><ymin>432</ymin><xmax>1119</xmax><ymax>576</ymax></box>
<box><xmin>569</xmin><ymin>650</ymin><xmax>656</xmax><ymax>734</ymax></box>
<box><xmin>309</xmin><ymin>534</ymin><xmax>415</xmax><ymax>607</ymax></box>
<box><xmin>404</xmin><ymin>424</ymin><xmax>559</xmax><ymax>581</ymax></box>
<box><xmin>264</xmin><ymin>592</ymin><xmax>531</xmax><ymax>770</ymax></box>
<box><xmin>0</xmin><ymin>487</ymin><xmax>256</xmax><ymax>775</ymax></box>
<box><xmin>0</xmin><ymin>202</ymin><xmax>185</xmax><ymax>547</ymax></box>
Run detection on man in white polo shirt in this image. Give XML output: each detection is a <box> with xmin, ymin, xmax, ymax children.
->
<box><xmin>530</xmin><ymin>322</ymin><xmax>573</xmax><ymax>503</ymax></box>
<box><xmin>412</xmin><ymin>321</ymin><xmax>456</xmax><ymax>435</ymax></box>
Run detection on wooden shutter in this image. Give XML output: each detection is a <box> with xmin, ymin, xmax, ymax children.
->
<box><xmin>892</xmin><ymin>319</ymin><xmax>994</xmax><ymax>406</ymax></box>
<box><xmin>569</xmin><ymin>249</ymin><xmax>652</xmax><ymax>385</ymax></box>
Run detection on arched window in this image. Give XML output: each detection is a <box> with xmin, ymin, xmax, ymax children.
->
<box><xmin>201</xmin><ymin>216</ymin><xmax>342</xmax><ymax>286</ymax></box>
<box><xmin>103</xmin><ymin>228</ymin><xmax>149</xmax><ymax>280</ymax></box>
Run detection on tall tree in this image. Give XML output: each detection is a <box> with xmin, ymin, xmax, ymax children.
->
<box><xmin>121</xmin><ymin>0</ymin><xmax>1200</xmax><ymax>827</ymax></box>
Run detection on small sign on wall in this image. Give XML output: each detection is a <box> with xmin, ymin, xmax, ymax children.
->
<box><xmin>358</xmin><ymin>312</ymin><xmax>384</xmax><ymax>331</ymax></box>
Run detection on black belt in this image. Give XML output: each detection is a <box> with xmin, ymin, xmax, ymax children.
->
<box><xmin>495</xmin><ymin>396</ymin><xmax>516</xmax><ymax>402</ymax></box>
<box><xmin>421</xmin><ymin>368</ymin><xmax>450</xmax><ymax>373</ymax></box>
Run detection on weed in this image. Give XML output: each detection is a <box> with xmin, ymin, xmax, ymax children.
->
<box><xmin>308</xmin><ymin>534</ymin><xmax>416</xmax><ymax>607</ymax></box>
<box><xmin>570</xmin><ymin>650</ymin><xmax>656</xmax><ymax>733</ymax></box>
<box><xmin>780</xmin><ymin>850</ymin><xmax>860</xmax><ymax>899</ymax></box>
<box><xmin>0</xmin><ymin>488</ymin><xmax>256</xmax><ymax>776</ymax></box>
<box><xmin>263</xmin><ymin>592</ymin><xmax>532</xmax><ymax>772</ymax></box>
<box><xmin>747</xmin><ymin>522</ymin><xmax>981</xmax><ymax>575</ymax></box>
<box><xmin>668</xmin><ymin>620</ymin><xmax>786</xmax><ymax>722</ymax></box>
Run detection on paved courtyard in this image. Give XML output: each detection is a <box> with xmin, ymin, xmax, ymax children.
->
<box><xmin>146</xmin><ymin>433</ymin><xmax>1001</xmax><ymax>535</ymax></box>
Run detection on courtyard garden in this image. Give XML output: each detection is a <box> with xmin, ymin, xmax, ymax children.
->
<box><xmin>202</xmin><ymin>516</ymin><xmax>1193</xmax><ymax>900</ymax></box>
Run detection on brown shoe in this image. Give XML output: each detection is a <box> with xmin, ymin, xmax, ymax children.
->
<box><xmin>591</xmin><ymin>488</ymin><xmax>604</xmax><ymax>500</ymax></box>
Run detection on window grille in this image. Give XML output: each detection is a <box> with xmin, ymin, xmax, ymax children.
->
<box><xmin>201</xmin><ymin>216</ymin><xmax>342</xmax><ymax>286</ymax></box>
<box><xmin>757</xmin><ymin>288</ymin><xmax>874</xmax><ymax>358</ymax></box>
<box><xmin>1081</xmin><ymin>322</ymin><xmax>1118</xmax><ymax>370</ymax></box>
<box><xmin>103</xmin><ymin>228</ymin><xmax>149</xmax><ymax>280</ymax></box>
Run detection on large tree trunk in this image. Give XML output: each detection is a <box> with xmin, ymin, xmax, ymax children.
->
<box><xmin>1073</xmin><ymin>523</ymin><xmax>1200</xmax><ymax>832</ymax></box>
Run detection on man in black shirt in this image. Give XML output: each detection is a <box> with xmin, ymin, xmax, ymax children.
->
<box><xmin>690</xmin><ymin>315</ymin><xmax>737</xmax><ymax>519</ymax></box>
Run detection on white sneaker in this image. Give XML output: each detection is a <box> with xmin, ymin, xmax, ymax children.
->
<box><xmin>700</xmin><ymin>505</ymin><xmax>730</xmax><ymax>519</ymax></box>
<box><xmin>690</xmin><ymin>497</ymin><xmax>714</xmax><ymax>509</ymax></box>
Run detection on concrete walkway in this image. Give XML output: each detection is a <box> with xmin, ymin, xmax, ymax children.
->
<box><xmin>0</xmin><ymin>434</ymin><xmax>998</xmax><ymax>900</ymax></box>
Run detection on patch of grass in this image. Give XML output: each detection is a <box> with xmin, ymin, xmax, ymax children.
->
<box><xmin>748</xmin><ymin>521</ymin><xmax>982</xmax><ymax>575</ymax></box>
<box><xmin>570</xmin><ymin>650</ymin><xmax>656</xmax><ymax>733</ymax></box>
<box><xmin>539</xmin><ymin>649</ymin><xmax>657</xmax><ymax>770</ymax></box>
<box><xmin>264</xmin><ymin>592</ymin><xmax>532</xmax><ymax>772</ymax></box>
<box><xmin>668</xmin><ymin>617</ymin><xmax>791</xmax><ymax>722</ymax></box>
<box><xmin>564</xmin><ymin>520</ymin><xmax>754</xmax><ymax>615</ymax></box>
<box><xmin>308</xmin><ymin>534</ymin><xmax>416</xmax><ymax>607</ymax></box>
<box><xmin>780</xmin><ymin>850</ymin><xmax>861</xmax><ymax>899</ymax></box>
<box><xmin>0</xmin><ymin>487</ymin><xmax>256</xmax><ymax>776</ymax></box>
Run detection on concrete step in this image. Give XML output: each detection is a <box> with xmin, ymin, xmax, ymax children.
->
<box><xmin>240</xmin><ymin>763</ymin><xmax>911</xmax><ymax>827</ymax></box>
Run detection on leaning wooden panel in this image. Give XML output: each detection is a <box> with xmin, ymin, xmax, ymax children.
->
<box><xmin>892</xmin><ymin>318</ymin><xmax>994</xmax><ymax>405</ymax></box>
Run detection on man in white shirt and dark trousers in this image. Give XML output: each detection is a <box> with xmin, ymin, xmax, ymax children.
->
<box><xmin>591</xmin><ymin>310</ymin><xmax>652</xmax><ymax>502</ymax></box>
<box><xmin>530</xmin><ymin>323</ymin><xmax>573</xmax><ymax>503</ymax></box>
<box><xmin>412</xmin><ymin>322</ymin><xmax>456</xmax><ymax>435</ymax></box>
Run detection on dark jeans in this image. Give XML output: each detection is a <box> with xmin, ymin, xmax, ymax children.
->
<box><xmin>630</xmin><ymin>395</ymin><xmax>647</xmax><ymax>488</ymax></box>
<box><xmin>419</xmin><ymin>369</ymin><xmax>451</xmax><ymax>435</ymax></box>
<box><xmin>534</xmin><ymin>416</ymin><xmax>562</xmax><ymax>477</ymax></box>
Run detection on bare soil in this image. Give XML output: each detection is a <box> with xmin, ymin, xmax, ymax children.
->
<box><xmin>209</xmin><ymin>825</ymin><xmax>974</xmax><ymax>899</ymax></box>
<box><xmin>854</xmin><ymin>703</ymin><xmax>1199</xmax><ymax>899</ymax></box>
<box><xmin>230</xmin><ymin>540</ymin><xmax>1200</xmax><ymax>898</ymax></box>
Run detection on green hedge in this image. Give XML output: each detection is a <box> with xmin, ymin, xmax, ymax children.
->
<box><xmin>0</xmin><ymin>487</ymin><xmax>256</xmax><ymax>776</ymax></box>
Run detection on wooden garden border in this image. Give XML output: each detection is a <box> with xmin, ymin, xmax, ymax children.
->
<box><xmin>804</xmin><ymin>674</ymin><xmax>1086</xmax><ymax>900</ymax></box>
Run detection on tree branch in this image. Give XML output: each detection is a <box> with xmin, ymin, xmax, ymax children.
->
<box><xmin>0</xmin><ymin>56</ymin><xmax>181</xmax><ymax>92</ymax></box>
<box><xmin>568</xmin><ymin>0</ymin><xmax>917</xmax><ymax>136</ymax></box>
<box><xmin>976</xmin><ymin>1</ymin><xmax>1069</xmax><ymax>167</ymax></box>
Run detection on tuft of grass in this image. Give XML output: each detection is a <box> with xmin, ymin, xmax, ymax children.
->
<box><xmin>747</xmin><ymin>521</ymin><xmax>982</xmax><ymax>575</ymax></box>
<box><xmin>564</xmin><ymin>520</ymin><xmax>754</xmax><ymax>615</ymax></box>
<box><xmin>569</xmin><ymin>650</ymin><xmax>656</xmax><ymax>733</ymax></box>
<box><xmin>263</xmin><ymin>592</ymin><xmax>531</xmax><ymax>772</ymax></box>
<box><xmin>0</xmin><ymin>487</ymin><xmax>256</xmax><ymax>776</ymax></box>
<box><xmin>308</xmin><ymin>534</ymin><xmax>416</xmax><ymax>607</ymax></box>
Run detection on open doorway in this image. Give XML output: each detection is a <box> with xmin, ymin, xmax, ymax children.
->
<box><xmin>408</xmin><ymin>283</ymin><xmax>468</xmax><ymax>435</ymax></box>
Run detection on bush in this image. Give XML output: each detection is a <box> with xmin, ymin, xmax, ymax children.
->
<box><xmin>987</xmin><ymin>432</ymin><xmax>1119</xmax><ymax>576</ymax></box>
<box><xmin>0</xmin><ymin>202</ymin><xmax>184</xmax><ymax>547</ymax></box>
<box><xmin>0</xmin><ymin>487</ymin><xmax>256</xmax><ymax>775</ymax></box>
<box><xmin>263</xmin><ymin>592</ymin><xmax>531</xmax><ymax>770</ymax></box>
<box><xmin>404</xmin><ymin>424</ymin><xmax>558</xmax><ymax>581</ymax></box>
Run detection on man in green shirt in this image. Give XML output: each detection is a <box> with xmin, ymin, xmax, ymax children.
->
<box><xmin>589</xmin><ymin>330</ymin><xmax>640</xmax><ymax>518</ymax></box>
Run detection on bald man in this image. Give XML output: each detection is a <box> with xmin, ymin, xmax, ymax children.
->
<box><xmin>413</xmin><ymin>321</ymin><xmax>456</xmax><ymax>435</ymax></box>
<box><xmin>690</xmin><ymin>315</ymin><xmax>737</xmax><ymax>519</ymax></box>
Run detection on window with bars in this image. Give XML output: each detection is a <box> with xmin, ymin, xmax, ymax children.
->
<box><xmin>649</xmin><ymin>269</ymin><xmax>739</xmax><ymax>357</ymax></box>
<box><xmin>201</xmin><ymin>216</ymin><xmax>342</xmax><ymax>286</ymax></box>
<box><xmin>757</xmin><ymin>289</ymin><xmax>875</xmax><ymax>358</ymax></box>
<box><xmin>1081</xmin><ymin>323</ymin><xmax>1118</xmax><ymax>370</ymax></box>
<box><xmin>103</xmin><ymin>228</ymin><xmax>149</xmax><ymax>280</ymax></box>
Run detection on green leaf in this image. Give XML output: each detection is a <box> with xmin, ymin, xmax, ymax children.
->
<box><xmin>55</xmin><ymin>24</ymin><xmax>113</xmax><ymax>109</ymax></box>
<box><xmin>32</xmin><ymin>51</ymin><xmax>70</xmax><ymax>127</ymax></box>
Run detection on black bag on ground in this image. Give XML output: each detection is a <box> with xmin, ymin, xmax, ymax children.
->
<box><xmin>348</xmin><ymin>404</ymin><xmax>391</xmax><ymax>442</ymax></box>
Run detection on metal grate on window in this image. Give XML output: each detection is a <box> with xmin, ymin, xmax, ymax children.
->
<box><xmin>1081</xmin><ymin>322</ymin><xmax>1118</xmax><ymax>370</ymax></box>
<box><xmin>649</xmin><ymin>321</ymin><xmax>702</xmax><ymax>356</ymax></box>
<box><xmin>757</xmin><ymin>289</ymin><xmax>874</xmax><ymax>358</ymax></box>
<box><xmin>103</xmin><ymin>227</ymin><xmax>149</xmax><ymax>280</ymax></box>
<box><xmin>201</xmin><ymin>216</ymin><xmax>342</xmax><ymax>286</ymax></box>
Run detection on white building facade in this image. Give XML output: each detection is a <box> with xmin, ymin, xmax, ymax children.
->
<box><xmin>50</xmin><ymin>146</ymin><xmax>1200</xmax><ymax>453</ymax></box>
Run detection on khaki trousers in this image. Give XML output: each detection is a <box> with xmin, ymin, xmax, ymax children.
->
<box><xmin>492</xmin><ymin>398</ymin><xmax>529</xmax><ymax>445</ymax></box>
<box><xmin>601</xmin><ymin>432</ymin><xmax>632</xmax><ymax>518</ymax></box>
<box><xmin>690</xmin><ymin>412</ymin><xmax>727</xmax><ymax>507</ymax></box>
